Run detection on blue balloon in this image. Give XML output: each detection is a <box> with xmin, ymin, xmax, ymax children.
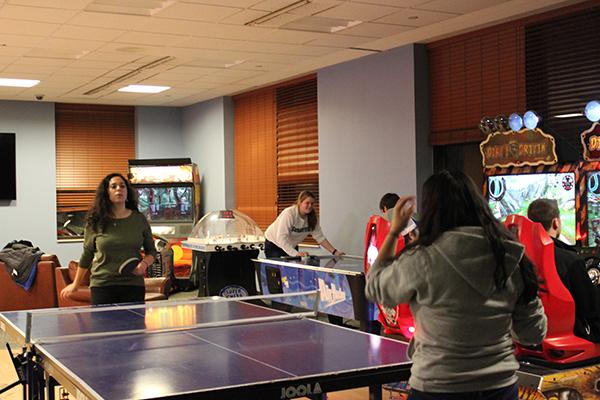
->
<box><xmin>523</xmin><ymin>111</ymin><xmax>540</xmax><ymax>129</ymax></box>
<box><xmin>585</xmin><ymin>100</ymin><xmax>600</xmax><ymax>122</ymax></box>
<box><xmin>508</xmin><ymin>113</ymin><xmax>523</xmax><ymax>131</ymax></box>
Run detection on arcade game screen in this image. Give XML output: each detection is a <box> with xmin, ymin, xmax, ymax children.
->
<box><xmin>136</xmin><ymin>186</ymin><xmax>194</xmax><ymax>222</ymax></box>
<box><xmin>587</xmin><ymin>172</ymin><xmax>600</xmax><ymax>247</ymax></box>
<box><xmin>488</xmin><ymin>172</ymin><xmax>576</xmax><ymax>244</ymax></box>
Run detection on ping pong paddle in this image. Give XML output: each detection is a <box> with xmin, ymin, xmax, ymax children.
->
<box><xmin>118</xmin><ymin>257</ymin><xmax>141</xmax><ymax>276</ymax></box>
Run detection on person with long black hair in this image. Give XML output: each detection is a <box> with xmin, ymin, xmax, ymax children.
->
<box><xmin>366</xmin><ymin>170</ymin><xmax>546</xmax><ymax>400</ymax></box>
<box><xmin>60</xmin><ymin>173</ymin><xmax>157</xmax><ymax>305</ymax></box>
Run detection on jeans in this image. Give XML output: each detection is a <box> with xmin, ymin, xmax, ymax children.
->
<box><xmin>90</xmin><ymin>285</ymin><xmax>145</xmax><ymax>305</ymax></box>
<box><xmin>408</xmin><ymin>382</ymin><xmax>518</xmax><ymax>400</ymax></box>
<box><xmin>264</xmin><ymin>239</ymin><xmax>298</xmax><ymax>258</ymax></box>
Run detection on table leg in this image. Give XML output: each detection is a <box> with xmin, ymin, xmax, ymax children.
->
<box><xmin>369</xmin><ymin>384</ymin><xmax>382</xmax><ymax>400</ymax></box>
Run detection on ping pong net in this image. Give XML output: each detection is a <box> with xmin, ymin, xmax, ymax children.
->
<box><xmin>20</xmin><ymin>290</ymin><xmax>321</xmax><ymax>346</ymax></box>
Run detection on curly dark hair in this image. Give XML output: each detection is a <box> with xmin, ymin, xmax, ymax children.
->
<box><xmin>412</xmin><ymin>170</ymin><xmax>538</xmax><ymax>302</ymax></box>
<box><xmin>86</xmin><ymin>173</ymin><xmax>138</xmax><ymax>233</ymax></box>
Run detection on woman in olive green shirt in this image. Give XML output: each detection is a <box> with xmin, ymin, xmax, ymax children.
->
<box><xmin>60</xmin><ymin>173</ymin><xmax>157</xmax><ymax>305</ymax></box>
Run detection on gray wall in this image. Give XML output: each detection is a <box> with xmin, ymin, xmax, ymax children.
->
<box><xmin>182</xmin><ymin>97</ymin><xmax>235</xmax><ymax>215</ymax></box>
<box><xmin>135</xmin><ymin>107</ymin><xmax>183</xmax><ymax>158</ymax></box>
<box><xmin>0</xmin><ymin>102</ymin><xmax>186</xmax><ymax>266</ymax></box>
<box><xmin>0</xmin><ymin>101</ymin><xmax>81</xmax><ymax>261</ymax></box>
<box><xmin>318</xmin><ymin>44</ymin><xmax>430</xmax><ymax>256</ymax></box>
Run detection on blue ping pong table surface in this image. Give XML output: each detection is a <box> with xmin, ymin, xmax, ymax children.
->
<box><xmin>0</xmin><ymin>299</ymin><xmax>411</xmax><ymax>400</ymax></box>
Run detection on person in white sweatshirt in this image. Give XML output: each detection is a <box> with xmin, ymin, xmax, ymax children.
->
<box><xmin>366</xmin><ymin>170</ymin><xmax>547</xmax><ymax>400</ymax></box>
<box><xmin>264</xmin><ymin>190</ymin><xmax>344</xmax><ymax>258</ymax></box>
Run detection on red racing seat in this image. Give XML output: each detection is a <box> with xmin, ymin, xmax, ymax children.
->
<box><xmin>363</xmin><ymin>215</ymin><xmax>415</xmax><ymax>339</ymax></box>
<box><xmin>505</xmin><ymin>214</ymin><xmax>600</xmax><ymax>364</ymax></box>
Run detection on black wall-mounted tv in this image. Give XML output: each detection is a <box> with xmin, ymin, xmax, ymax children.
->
<box><xmin>0</xmin><ymin>133</ymin><xmax>16</xmax><ymax>200</ymax></box>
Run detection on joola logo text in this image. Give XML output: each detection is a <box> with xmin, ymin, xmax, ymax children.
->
<box><xmin>280</xmin><ymin>382</ymin><xmax>322</xmax><ymax>399</ymax></box>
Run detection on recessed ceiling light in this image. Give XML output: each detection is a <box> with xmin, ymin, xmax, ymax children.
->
<box><xmin>118</xmin><ymin>85</ymin><xmax>170</xmax><ymax>94</ymax></box>
<box><xmin>0</xmin><ymin>78</ymin><xmax>40</xmax><ymax>88</ymax></box>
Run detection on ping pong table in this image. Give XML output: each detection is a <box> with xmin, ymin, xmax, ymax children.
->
<box><xmin>0</xmin><ymin>292</ymin><xmax>411</xmax><ymax>400</ymax></box>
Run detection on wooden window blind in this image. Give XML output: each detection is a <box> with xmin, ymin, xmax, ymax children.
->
<box><xmin>427</xmin><ymin>0</ymin><xmax>598</xmax><ymax>147</ymax></box>
<box><xmin>55</xmin><ymin>103</ymin><xmax>135</xmax><ymax>212</ymax></box>
<box><xmin>234</xmin><ymin>90</ymin><xmax>278</xmax><ymax>231</ymax></box>
<box><xmin>275</xmin><ymin>79</ymin><xmax>319</xmax><ymax>217</ymax></box>
<box><xmin>525</xmin><ymin>5</ymin><xmax>600</xmax><ymax>160</ymax></box>
<box><xmin>428</xmin><ymin>25</ymin><xmax>525</xmax><ymax>145</ymax></box>
<box><xmin>234</xmin><ymin>76</ymin><xmax>318</xmax><ymax>237</ymax></box>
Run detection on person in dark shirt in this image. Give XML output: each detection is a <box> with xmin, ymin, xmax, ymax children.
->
<box><xmin>527</xmin><ymin>198</ymin><xmax>600</xmax><ymax>342</ymax></box>
<box><xmin>60</xmin><ymin>173</ymin><xmax>157</xmax><ymax>305</ymax></box>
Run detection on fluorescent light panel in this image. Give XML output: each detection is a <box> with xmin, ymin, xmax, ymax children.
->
<box><xmin>0</xmin><ymin>78</ymin><xmax>40</xmax><ymax>88</ymax></box>
<box><xmin>118</xmin><ymin>85</ymin><xmax>170</xmax><ymax>94</ymax></box>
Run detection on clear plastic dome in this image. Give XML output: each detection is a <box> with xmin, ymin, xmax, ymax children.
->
<box><xmin>188</xmin><ymin>209</ymin><xmax>264</xmax><ymax>246</ymax></box>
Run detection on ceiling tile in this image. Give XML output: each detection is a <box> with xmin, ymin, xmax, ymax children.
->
<box><xmin>0</xmin><ymin>71</ymin><xmax>41</xmax><ymax>80</ymax></box>
<box><xmin>176</xmin><ymin>36</ymin><xmax>242</xmax><ymax>51</ymax></box>
<box><xmin>0</xmin><ymin>4</ymin><xmax>79</xmax><ymax>23</ymax></box>
<box><xmin>228</xmin><ymin>60</ymin><xmax>288</xmax><ymax>71</ymax></box>
<box><xmin>55</xmin><ymin>66</ymin><xmax>109</xmax><ymax>76</ymax></box>
<box><xmin>220</xmin><ymin>9</ymin><xmax>267</xmax><ymax>25</ymax></box>
<box><xmin>7</xmin><ymin>0</ymin><xmax>93</xmax><ymax>10</ymax></box>
<box><xmin>0</xmin><ymin>34</ymin><xmax>45</xmax><ymax>48</ymax></box>
<box><xmin>0</xmin><ymin>55</ymin><xmax>19</xmax><ymax>65</ymax></box>
<box><xmin>163</xmin><ymin>65</ymin><xmax>218</xmax><ymax>76</ymax></box>
<box><xmin>184</xmin><ymin>0</ymin><xmax>261</xmax><ymax>6</ymax></box>
<box><xmin>243</xmin><ymin>51</ymin><xmax>314</xmax><ymax>64</ymax></box>
<box><xmin>0</xmin><ymin>86</ymin><xmax>26</xmax><ymax>96</ymax></box>
<box><xmin>0</xmin><ymin>0</ymin><xmax>585</xmax><ymax>106</ymax></box>
<box><xmin>352</xmin><ymin>0</ymin><xmax>429</xmax><ymax>6</ymax></box>
<box><xmin>306</xmin><ymin>33</ymin><xmax>373</xmax><ymax>48</ymax></box>
<box><xmin>3</xmin><ymin>62</ymin><xmax>62</xmax><ymax>74</ymax></box>
<box><xmin>67</xmin><ymin>11</ymin><xmax>149</xmax><ymax>30</ymax></box>
<box><xmin>37</xmin><ymin>37</ymin><xmax>104</xmax><ymax>52</ymax></box>
<box><xmin>114</xmin><ymin>31</ymin><xmax>189</xmax><ymax>47</ymax></box>
<box><xmin>338</xmin><ymin>22</ymin><xmax>413</xmax><ymax>37</ymax></box>
<box><xmin>0</xmin><ymin>19</ymin><xmax>58</xmax><ymax>35</ymax></box>
<box><xmin>316</xmin><ymin>2</ymin><xmax>401</xmax><ymax>21</ymax></box>
<box><xmin>79</xmin><ymin>51</ymin><xmax>145</xmax><ymax>62</ymax></box>
<box><xmin>251</xmin><ymin>0</ymin><xmax>302</xmax><ymax>12</ymax></box>
<box><xmin>52</xmin><ymin>25</ymin><xmax>124</xmax><ymax>41</ymax></box>
<box><xmin>19</xmin><ymin>56</ymin><xmax>74</xmax><ymax>66</ymax></box>
<box><xmin>154</xmin><ymin>2</ymin><xmax>243</xmax><ymax>22</ymax></box>
<box><xmin>415</xmin><ymin>0</ymin><xmax>512</xmax><ymax>14</ymax></box>
<box><xmin>239</xmin><ymin>41</ymin><xmax>332</xmax><ymax>56</ymax></box>
<box><xmin>257</xmin><ymin>29</ymin><xmax>326</xmax><ymax>44</ymax></box>
<box><xmin>376</xmin><ymin>7</ymin><xmax>457</xmax><ymax>26</ymax></box>
<box><xmin>25</xmin><ymin>48</ymin><xmax>88</xmax><ymax>59</ymax></box>
<box><xmin>3</xmin><ymin>47</ymin><xmax>38</xmax><ymax>57</ymax></box>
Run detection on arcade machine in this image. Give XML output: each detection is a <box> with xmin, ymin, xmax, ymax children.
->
<box><xmin>182</xmin><ymin>209</ymin><xmax>264</xmax><ymax>297</ymax></box>
<box><xmin>363</xmin><ymin>214</ymin><xmax>415</xmax><ymax>339</ymax></box>
<box><xmin>479</xmin><ymin>110</ymin><xmax>600</xmax><ymax>399</ymax></box>
<box><xmin>128</xmin><ymin>158</ymin><xmax>201</xmax><ymax>291</ymax></box>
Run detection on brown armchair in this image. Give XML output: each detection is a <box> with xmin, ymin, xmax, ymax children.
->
<box><xmin>55</xmin><ymin>260</ymin><xmax>171</xmax><ymax>307</ymax></box>
<box><xmin>0</xmin><ymin>254</ymin><xmax>61</xmax><ymax>311</ymax></box>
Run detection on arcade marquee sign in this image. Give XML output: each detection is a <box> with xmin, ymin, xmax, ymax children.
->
<box><xmin>581</xmin><ymin>122</ymin><xmax>600</xmax><ymax>161</ymax></box>
<box><xmin>480</xmin><ymin>128</ymin><xmax>557</xmax><ymax>168</ymax></box>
